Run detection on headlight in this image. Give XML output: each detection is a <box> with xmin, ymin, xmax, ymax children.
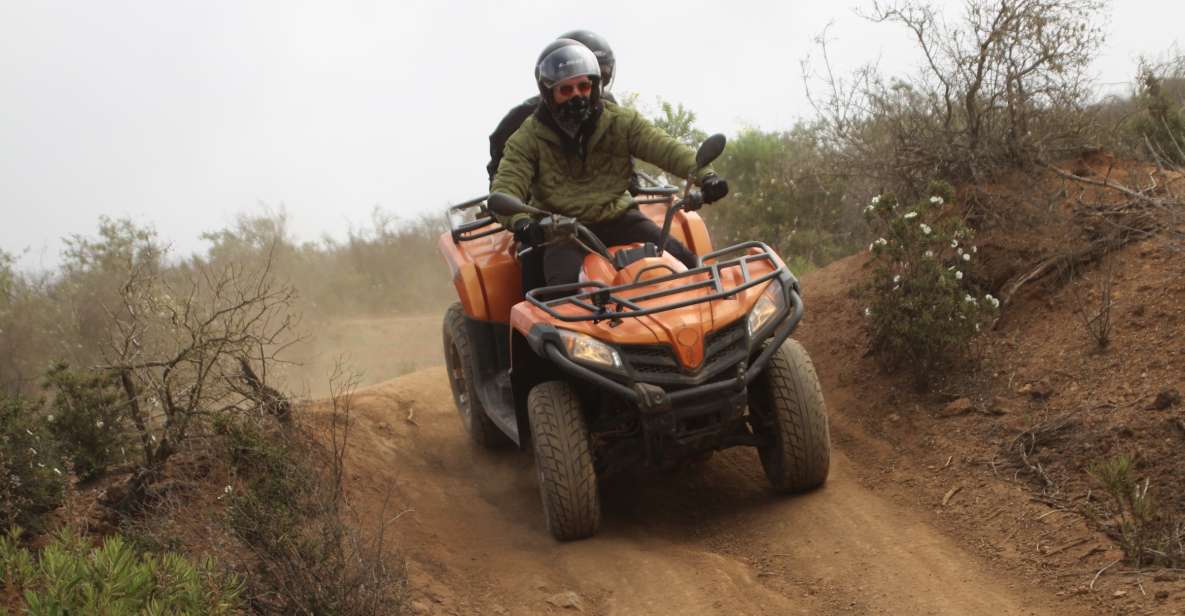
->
<box><xmin>747</xmin><ymin>280</ymin><xmax>785</xmax><ymax>337</ymax></box>
<box><xmin>559</xmin><ymin>330</ymin><xmax>623</xmax><ymax>369</ymax></box>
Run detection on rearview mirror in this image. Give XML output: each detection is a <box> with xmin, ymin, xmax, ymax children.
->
<box><xmin>486</xmin><ymin>192</ymin><xmax>543</xmax><ymax>218</ymax></box>
<box><xmin>695</xmin><ymin>134</ymin><xmax>727</xmax><ymax>169</ymax></box>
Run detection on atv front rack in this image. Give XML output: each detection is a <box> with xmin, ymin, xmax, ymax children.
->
<box><xmin>526</xmin><ymin>241</ymin><xmax>789</xmax><ymax>322</ymax></box>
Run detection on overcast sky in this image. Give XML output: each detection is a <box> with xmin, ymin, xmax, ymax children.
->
<box><xmin>2</xmin><ymin>0</ymin><xmax>1181</xmax><ymax>270</ymax></box>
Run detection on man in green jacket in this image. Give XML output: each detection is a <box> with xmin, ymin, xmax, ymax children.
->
<box><xmin>491</xmin><ymin>38</ymin><xmax>729</xmax><ymax>287</ymax></box>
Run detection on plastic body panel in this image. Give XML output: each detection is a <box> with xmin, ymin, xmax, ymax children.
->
<box><xmin>437</xmin><ymin>230</ymin><xmax>521</xmax><ymax>323</ymax></box>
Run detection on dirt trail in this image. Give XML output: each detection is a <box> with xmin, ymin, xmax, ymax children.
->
<box><xmin>339</xmin><ymin>367</ymin><xmax>1089</xmax><ymax>616</ymax></box>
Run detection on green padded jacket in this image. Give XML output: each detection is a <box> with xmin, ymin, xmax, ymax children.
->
<box><xmin>490</xmin><ymin>102</ymin><xmax>713</xmax><ymax>228</ymax></box>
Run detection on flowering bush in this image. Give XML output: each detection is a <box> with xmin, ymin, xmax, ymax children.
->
<box><xmin>43</xmin><ymin>364</ymin><xmax>130</xmax><ymax>482</ymax></box>
<box><xmin>0</xmin><ymin>394</ymin><xmax>66</xmax><ymax>530</ymax></box>
<box><xmin>859</xmin><ymin>181</ymin><xmax>998</xmax><ymax>387</ymax></box>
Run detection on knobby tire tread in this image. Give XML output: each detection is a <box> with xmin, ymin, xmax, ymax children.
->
<box><xmin>443</xmin><ymin>303</ymin><xmax>504</xmax><ymax>448</ymax></box>
<box><xmin>528</xmin><ymin>381</ymin><xmax>600</xmax><ymax>540</ymax></box>
<box><xmin>760</xmin><ymin>338</ymin><xmax>830</xmax><ymax>492</ymax></box>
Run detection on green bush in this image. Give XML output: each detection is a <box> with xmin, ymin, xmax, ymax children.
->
<box><xmin>859</xmin><ymin>181</ymin><xmax>998</xmax><ymax>387</ymax></box>
<box><xmin>43</xmin><ymin>364</ymin><xmax>130</xmax><ymax>482</ymax></box>
<box><xmin>0</xmin><ymin>395</ymin><xmax>65</xmax><ymax>532</ymax></box>
<box><xmin>0</xmin><ymin>526</ymin><xmax>243</xmax><ymax>614</ymax></box>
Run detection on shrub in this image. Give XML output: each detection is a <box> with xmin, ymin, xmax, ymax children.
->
<box><xmin>1087</xmin><ymin>455</ymin><xmax>1170</xmax><ymax>566</ymax></box>
<box><xmin>0</xmin><ymin>395</ymin><xmax>65</xmax><ymax>531</ymax></box>
<box><xmin>807</xmin><ymin>0</ymin><xmax>1106</xmax><ymax>197</ymax></box>
<box><xmin>707</xmin><ymin>125</ymin><xmax>865</xmax><ymax>270</ymax></box>
<box><xmin>0</xmin><ymin>526</ymin><xmax>243</xmax><ymax>614</ymax></box>
<box><xmin>1128</xmin><ymin>59</ymin><xmax>1185</xmax><ymax>166</ymax></box>
<box><xmin>42</xmin><ymin>364</ymin><xmax>130</xmax><ymax>482</ymax></box>
<box><xmin>222</xmin><ymin>372</ymin><xmax>404</xmax><ymax>615</ymax></box>
<box><xmin>859</xmin><ymin>181</ymin><xmax>998</xmax><ymax>387</ymax></box>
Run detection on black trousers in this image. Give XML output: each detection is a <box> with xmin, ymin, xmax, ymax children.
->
<box><xmin>537</xmin><ymin>208</ymin><xmax>699</xmax><ymax>287</ymax></box>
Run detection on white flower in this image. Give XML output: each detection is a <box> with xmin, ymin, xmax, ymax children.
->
<box><xmin>920</xmin><ymin>224</ymin><xmax>932</xmax><ymax>235</ymax></box>
<box><xmin>957</xmin><ymin>247</ymin><xmax>963</xmax><ymax>256</ymax></box>
<box><xmin>955</xmin><ymin>270</ymin><xmax>964</xmax><ymax>280</ymax></box>
<box><xmin>893</xmin><ymin>285</ymin><xmax>900</xmax><ymax>291</ymax></box>
<box><xmin>972</xmin><ymin>246</ymin><xmax>978</xmax><ymax>254</ymax></box>
<box><xmin>985</xmin><ymin>294</ymin><xmax>1000</xmax><ymax>309</ymax></box>
<box><xmin>975</xmin><ymin>323</ymin><xmax>981</xmax><ymax>332</ymax></box>
<box><xmin>962</xmin><ymin>253</ymin><xmax>971</xmax><ymax>262</ymax></box>
<box><xmin>903</xmin><ymin>211</ymin><xmax>918</xmax><ymax>220</ymax></box>
<box><xmin>224</xmin><ymin>485</ymin><xmax>233</xmax><ymax>494</ymax></box>
<box><xmin>868</xmin><ymin>242</ymin><xmax>875</xmax><ymax>252</ymax></box>
<box><xmin>95</xmin><ymin>420</ymin><xmax>105</xmax><ymax>429</ymax></box>
<box><xmin>864</xmin><ymin>204</ymin><xmax>875</xmax><ymax>214</ymax></box>
<box><xmin>25</xmin><ymin>429</ymin><xmax>34</xmax><ymax>437</ymax></box>
<box><xmin>924</xmin><ymin>250</ymin><xmax>934</xmax><ymax>258</ymax></box>
<box><xmin>964</xmin><ymin>294</ymin><xmax>978</xmax><ymax>304</ymax></box>
<box><xmin>871</xmin><ymin>195</ymin><xmax>881</xmax><ymax>205</ymax></box>
<box><xmin>53</xmin><ymin>467</ymin><xmax>62</xmax><ymax>476</ymax></box>
<box><xmin>893</xmin><ymin>274</ymin><xmax>901</xmax><ymax>283</ymax></box>
<box><xmin>864</xmin><ymin>307</ymin><xmax>872</xmax><ymax>317</ymax></box>
<box><xmin>874</xmin><ymin>238</ymin><xmax>888</xmax><ymax>246</ymax></box>
<box><xmin>46</xmin><ymin>415</ymin><xmax>54</xmax><ymax>423</ymax></box>
<box><xmin>28</xmin><ymin>447</ymin><xmax>37</xmax><ymax>456</ymax></box>
<box><xmin>950</xmin><ymin>239</ymin><xmax>958</xmax><ymax>248</ymax></box>
<box><xmin>930</xmin><ymin>196</ymin><xmax>944</xmax><ymax>205</ymax></box>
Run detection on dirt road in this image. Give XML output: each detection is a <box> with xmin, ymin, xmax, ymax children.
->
<box><xmin>339</xmin><ymin>367</ymin><xmax>1090</xmax><ymax>615</ymax></box>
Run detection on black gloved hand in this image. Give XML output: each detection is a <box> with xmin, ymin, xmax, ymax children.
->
<box><xmin>701</xmin><ymin>173</ymin><xmax>729</xmax><ymax>204</ymax></box>
<box><xmin>512</xmin><ymin>218</ymin><xmax>545</xmax><ymax>246</ymax></box>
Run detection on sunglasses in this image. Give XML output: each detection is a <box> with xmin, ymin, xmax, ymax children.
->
<box><xmin>555</xmin><ymin>80</ymin><xmax>594</xmax><ymax>97</ymax></box>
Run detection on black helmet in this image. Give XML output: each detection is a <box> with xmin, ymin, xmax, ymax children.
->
<box><xmin>534</xmin><ymin>39</ymin><xmax>602</xmax><ymax>137</ymax></box>
<box><xmin>557</xmin><ymin>30</ymin><xmax>615</xmax><ymax>89</ymax></box>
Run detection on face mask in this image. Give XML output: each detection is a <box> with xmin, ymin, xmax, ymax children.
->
<box><xmin>553</xmin><ymin>95</ymin><xmax>592</xmax><ymax>136</ymax></box>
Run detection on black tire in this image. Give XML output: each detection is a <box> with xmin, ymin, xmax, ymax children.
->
<box><xmin>527</xmin><ymin>381</ymin><xmax>600</xmax><ymax>540</ymax></box>
<box><xmin>442</xmin><ymin>303</ymin><xmax>506</xmax><ymax>448</ymax></box>
<box><xmin>749</xmin><ymin>338</ymin><xmax>831</xmax><ymax>493</ymax></box>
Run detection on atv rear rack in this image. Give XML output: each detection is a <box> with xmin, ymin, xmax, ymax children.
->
<box><xmin>526</xmin><ymin>241</ymin><xmax>789</xmax><ymax>322</ymax></box>
<box><xmin>446</xmin><ymin>194</ymin><xmax>502</xmax><ymax>243</ymax></box>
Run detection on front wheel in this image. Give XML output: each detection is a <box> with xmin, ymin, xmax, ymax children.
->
<box><xmin>749</xmin><ymin>338</ymin><xmax>831</xmax><ymax>493</ymax></box>
<box><xmin>527</xmin><ymin>381</ymin><xmax>600</xmax><ymax>541</ymax></box>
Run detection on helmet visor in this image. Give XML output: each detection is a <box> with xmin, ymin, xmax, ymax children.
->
<box><xmin>538</xmin><ymin>45</ymin><xmax>601</xmax><ymax>87</ymax></box>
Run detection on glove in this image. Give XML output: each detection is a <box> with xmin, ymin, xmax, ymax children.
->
<box><xmin>701</xmin><ymin>173</ymin><xmax>729</xmax><ymax>204</ymax></box>
<box><xmin>512</xmin><ymin>218</ymin><xmax>545</xmax><ymax>246</ymax></box>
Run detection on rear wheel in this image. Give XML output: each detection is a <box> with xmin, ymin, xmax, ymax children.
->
<box><xmin>442</xmin><ymin>303</ymin><xmax>505</xmax><ymax>448</ymax></box>
<box><xmin>749</xmin><ymin>338</ymin><xmax>830</xmax><ymax>492</ymax></box>
<box><xmin>527</xmin><ymin>381</ymin><xmax>600</xmax><ymax>541</ymax></box>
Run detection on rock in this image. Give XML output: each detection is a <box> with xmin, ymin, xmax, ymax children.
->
<box><xmin>941</xmin><ymin>398</ymin><xmax>974</xmax><ymax>417</ymax></box>
<box><xmin>986</xmin><ymin>397</ymin><xmax>1012</xmax><ymax>416</ymax></box>
<box><xmin>1020</xmin><ymin>379</ymin><xmax>1054</xmax><ymax>400</ymax></box>
<box><xmin>1147</xmin><ymin>389</ymin><xmax>1181</xmax><ymax>411</ymax></box>
<box><xmin>546</xmin><ymin>591</ymin><xmax>583</xmax><ymax>611</ymax></box>
<box><xmin>1156</xmin><ymin>590</ymin><xmax>1170</xmax><ymax>600</ymax></box>
<box><xmin>1112</xmin><ymin>590</ymin><xmax>1127</xmax><ymax>598</ymax></box>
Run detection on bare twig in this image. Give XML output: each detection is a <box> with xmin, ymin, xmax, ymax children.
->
<box><xmin>1090</xmin><ymin>559</ymin><xmax>1122</xmax><ymax>591</ymax></box>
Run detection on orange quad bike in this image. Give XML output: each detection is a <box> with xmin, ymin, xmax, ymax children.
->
<box><xmin>438</xmin><ymin>135</ymin><xmax>829</xmax><ymax>540</ymax></box>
